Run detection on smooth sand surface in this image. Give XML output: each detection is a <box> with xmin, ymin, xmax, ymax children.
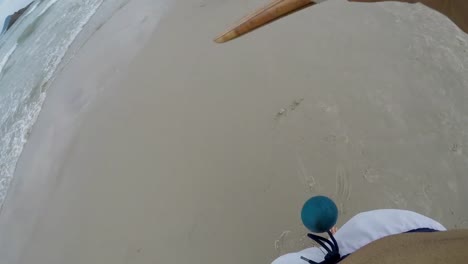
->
<box><xmin>1</xmin><ymin>0</ymin><xmax>468</xmax><ymax>263</ymax></box>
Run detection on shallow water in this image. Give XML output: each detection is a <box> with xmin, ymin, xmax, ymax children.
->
<box><xmin>0</xmin><ymin>0</ymin><xmax>130</xmax><ymax>208</ymax></box>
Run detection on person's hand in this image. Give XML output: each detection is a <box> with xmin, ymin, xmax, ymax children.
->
<box><xmin>348</xmin><ymin>0</ymin><xmax>468</xmax><ymax>33</ymax></box>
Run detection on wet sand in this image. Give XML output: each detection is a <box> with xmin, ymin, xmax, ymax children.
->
<box><xmin>1</xmin><ymin>0</ymin><xmax>468</xmax><ymax>263</ymax></box>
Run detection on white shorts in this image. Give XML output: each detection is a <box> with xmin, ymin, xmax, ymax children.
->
<box><xmin>272</xmin><ymin>209</ymin><xmax>446</xmax><ymax>264</ymax></box>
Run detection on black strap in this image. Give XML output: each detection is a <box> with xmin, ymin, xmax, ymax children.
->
<box><xmin>301</xmin><ymin>232</ymin><xmax>341</xmax><ymax>264</ymax></box>
<box><xmin>405</xmin><ymin>228</ymin><xmax>439</xmax><ymax>233</ymax></box>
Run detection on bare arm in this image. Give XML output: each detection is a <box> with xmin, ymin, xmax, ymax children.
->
<box><xmin>350</xmin><ymin>0</ymin><xmax>468</xmax><ymax>33</ymax></box>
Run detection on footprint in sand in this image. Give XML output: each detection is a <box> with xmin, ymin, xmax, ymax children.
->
<box><xmin>289</xmin><ymin>98</ymin><xmax>304</xmax><ymax>111</ymax></box>
<box><xmin>335</xmin><ymin>165</ymin><xmax>351</xmax><ymax>215</ymax></box>
<box><xmin>296</xmin><ymin>153</ymin><xmax>316</xmax><ymax>192</ymax></box>
<box><xmin>386</xmin><ymin>191</ymin><xmax>407</xmax><ymax>208</ymax></box>
<box><xmin>274</xmin><ymin>98</ymin><xmax>304</xmax><ymax>120</ymax></box>
<box><xmin>451</xmin><ymin>143</ymin><xmax>463</xmax><ymax>155</ymax></box>
<box><xmin>459</xmin><ymin>219</ymin><xmax>468</xmax><ymax>228</ymax></box>
<box><xmin>416</xmin><ymin>184</ymin><xmax>434</xmax><ymax>215</ymax></box>
<box><xmin>274</xmin><ymin>230</ymin><xmax>291</xmax><ymax>253</ymax></box>
<box><xmin>363</xmin><ymin>167</ymin><xmax>380</xmax><ymax>183</ymax></box>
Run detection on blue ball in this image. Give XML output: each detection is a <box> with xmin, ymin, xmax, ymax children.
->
<box><xmin>301</xmin><ymin>196</ymin><xmax>338</xmax><ymax>233</ymax></box>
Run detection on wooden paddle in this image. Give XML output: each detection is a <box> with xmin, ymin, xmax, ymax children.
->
<box><xmin>214</xmin><ymin>0</ymin><xmax>318</xmax><ymax>43</ymax></box>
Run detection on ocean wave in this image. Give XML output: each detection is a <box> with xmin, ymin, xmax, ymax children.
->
<box><xmin>23</xmin><ymin>1</ymin><xmax>40</xmax><ymax>18</ymax></box>
<box><xmin>16</xmin><ymin>0</ymin><xmax>56</xmax><ymax>44</ymax></box>
<box><xmin>0</xmin><ymin>91</ymin><xmax>45</xmax><ymax>204</ymax></box>
<box><xmin>0</xmin><ymin>0</ymin><xmax>105</xmax><ymax>210</ymax></box>
<box><xmin>37</xmin><ymin>0</ymin><xmax>60</xmax><ymax>17</ymax></box>
<box><xmin>0</xmin><ymin>43</ymin><xmax>17</xmax><ymax>75</ymax></box>
<box><xmin>39</xmin><ymin>0</ymin><xmax>104</xmax><ymax>89</ymax></box>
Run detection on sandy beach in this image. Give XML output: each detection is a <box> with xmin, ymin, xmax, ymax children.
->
<box><xmin>1</xmin><ymin>0</ymin><xmax>468</xmax><ymax>263</ymax></box>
